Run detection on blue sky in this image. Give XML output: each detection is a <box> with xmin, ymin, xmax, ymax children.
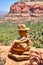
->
<box><xmin>0</xmin><ymin>0</ymin><xmax>18</xmax><ymax>12</ymax></box>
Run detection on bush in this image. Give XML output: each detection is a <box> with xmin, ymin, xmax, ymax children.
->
<box><xmin>0</xmin><ymin>21</ymin><xmax>43</xmax><ymax>48</ymax></box>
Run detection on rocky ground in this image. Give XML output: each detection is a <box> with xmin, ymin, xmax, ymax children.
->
<box><xmin>0</xmin><ymin>46</ymin><xmax>43</xmax><ymax>65</ymax></box>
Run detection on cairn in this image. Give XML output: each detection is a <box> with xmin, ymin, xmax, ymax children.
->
<box><xmin>8</xmin><ymin>24</ymin><xmax>33</xmax><ymax>61</ymax></box>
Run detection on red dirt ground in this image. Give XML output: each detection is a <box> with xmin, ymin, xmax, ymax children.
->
<box><xmin>0</xmin><ymin>46</ymin><xmax>43</xmax><ymax>65</ymax></box>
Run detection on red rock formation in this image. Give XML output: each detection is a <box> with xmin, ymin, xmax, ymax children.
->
<box><xmin>10</xmin><ymin>3</ymin><xmax>30</xmax><ymax>13</ymax></box>
<box><xmin>10</xmin><ymin>3</ymin><xmax>43</xmax><ymax>13</ymax></box>
<box><xmin>4</xmin><ymin>2</ymin><xmax>43</xmax><ymax>22</ymax></box>
<box><xmin>21</xmin><ymin>5</ymin><xmax>30</xmax><ymax>13</ymax></box>
<box><xmin>10</xmin><ymin>4</ymin><xmax>14</xmax><ymax>13</ymax></box>
<box><xmin>32</xmin><ymin>4</ymin><xmax>43</xmax><ymax>13</ymax></box>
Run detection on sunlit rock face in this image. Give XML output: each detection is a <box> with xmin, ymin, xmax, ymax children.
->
<box><xmin>10</xmin><ymin>2</ymin><xmax>43</xmax><ymax>13</ymax></box>
<box><xmin>31</xmin><ymin>4</ymin><xmax>43</xmax><ymax>13</ymax></box>
<box><xmin>4</xmin><ymin>2</ymin><xmax>43</xmax><ymax>22</ymax></box>
<box><xmin>10</xmin><ymin>2</ymin><xmax>30</xmax><ymax>13</ymax></box>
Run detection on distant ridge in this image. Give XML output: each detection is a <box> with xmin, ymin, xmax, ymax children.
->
<box><xmin>0</xmin><ymin>11</ymin><xmax>8</xmax><ymax>18</ymax></box>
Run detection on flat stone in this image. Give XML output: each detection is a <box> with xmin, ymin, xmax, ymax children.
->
<box><xmin>8</xmin><ymin>52</ymin><xmax>30</xmax><ymax>61</ymax></box>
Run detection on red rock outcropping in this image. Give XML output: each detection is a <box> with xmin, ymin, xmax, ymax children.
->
<box><xmin>4</xmin><ymin>2</ymin><xmax>43</xmax><ymax>22</ymax></box>
<box><xmin>10</xmin><ymin>2</ymin><xmax>30</xmax><ymax>13</ymax></box>
<box><xmin>10</xmin><ymin>2</ymin><xmax>43</xmax><ymax>13</ymax></box>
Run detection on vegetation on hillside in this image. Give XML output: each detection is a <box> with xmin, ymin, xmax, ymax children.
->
<box><xmin>0</xmin><ymin>21</ymin><xmax>43</xmax><ymax>48</ymax></box>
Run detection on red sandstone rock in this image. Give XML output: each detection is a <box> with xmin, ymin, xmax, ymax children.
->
<box><xmin>0</xmin><ymin>46</ymin><xmax>43</xmax><ymax>65</ymax></box>
<box><xmin>4</xmin><ymin>2</ymin><xmax>43</xmax><ymax>22</ymax></box>
<box><xmin>21</xmin><ymin>5</ymin><xmax>29</xmax><ymax>13</ymax></box>
<box><xmin>10</xmin><ymin>3</ymin><xmax>43</xmax><ymax>13</ymax></box>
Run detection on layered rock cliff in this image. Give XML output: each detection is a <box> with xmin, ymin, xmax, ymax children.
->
<box><xmin>10</xmin><ymin>2</ymin><xmax>43</xmax><ymax>13</ymax></box>
<box><xmin>4</xmin><ymin>2</ymin><xmax>43</xmax><ymax>22</ymax></box>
